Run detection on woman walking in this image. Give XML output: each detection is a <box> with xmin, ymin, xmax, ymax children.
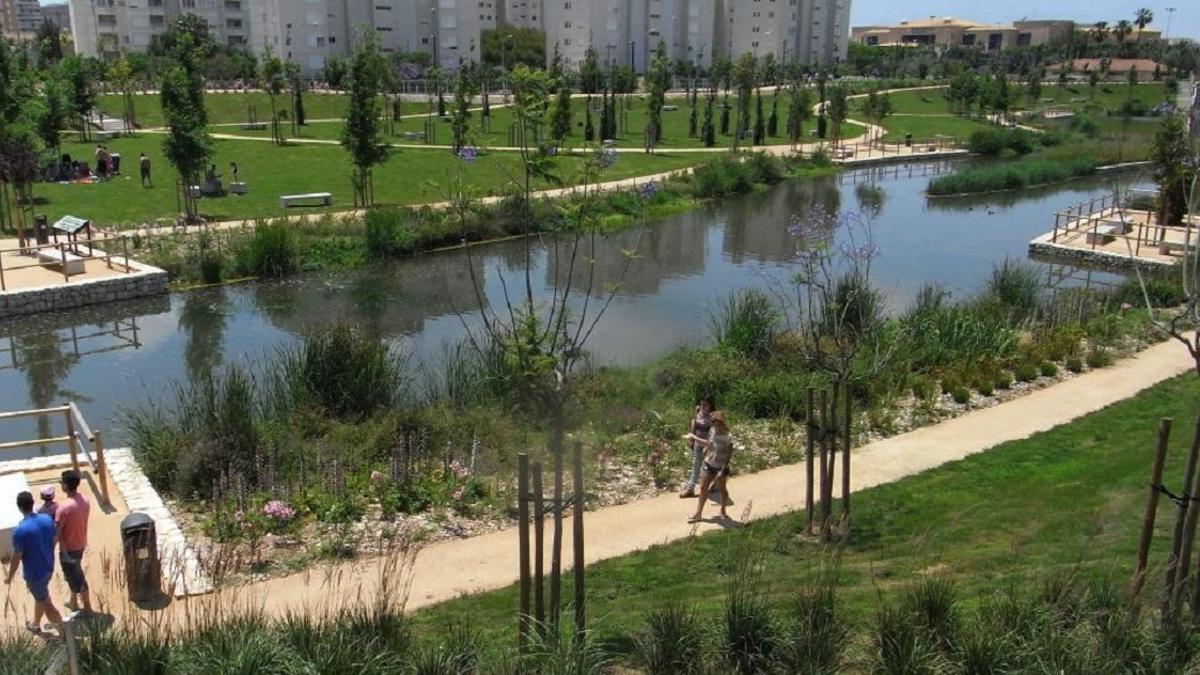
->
<box><xmin>685</xmin><ymin>411</ymin><xmax>734</xmax><ymax>523</ymax></box>
<box><xmin>679</xmin><ymin>395</ymin><xmax>716</xmax><ymax>498</ymax></box>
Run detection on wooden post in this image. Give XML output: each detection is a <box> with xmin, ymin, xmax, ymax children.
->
<box><xmin>572</xmin><ymin>441</ymin><xmax>586</xmax><ymax>641</ymax></box>
<box><xmin>1173</xmin><ymin>416</ymin><xmax>1200</xmax><ymax>610</ymax></box>
<box><xmin>59</xmin><ymin>244</ymin><xmax>69</xmax><ymax>284</ymax></box>
<box><xmin>805</xmin><ymin>388</ymin><xmax>815</xmax><ymax>535</ymax></box>
<box><xmin>841</xmin><ymin>383</ymin><xmax>852</xmax><ymax>528</ymax></box>
<box><xmin>532</xmin><ymin>462</ymin><xmax>545</xmax><ymax>628</ymax></box>
<box><xmin>62</xmin><ymin>404</ymin><xmax>78</xmax><ymax>469</ymax></box>
<box><xmin>1129</xmin><ymin>417</ymin><xmax>1171</xmax><ymax>599</ymax></box>
<box><xmin>819</xmin><ymin>389</ymin><xmax>832</xmax><ymax>541</ymax></box>
<box><xmin>1163</xmin><ymin>410</ymin><xmax>1200</xmax><ymax>616</ymax></box>
<box><xmin>517</xmin><ymin>453</ymin><xmax>531</xmax><ymax>648</ymax></box>
<box><xmin>93</xmin><ymin>429</ymin><xmax>110</xmax><ymax>506</ymax></box>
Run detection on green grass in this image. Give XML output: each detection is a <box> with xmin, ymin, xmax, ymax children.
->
<box><xmin>878</xmin><ymin>114</ymin><xmax>995</xmax><ymax>142</ymax></box>
<box><xmin>95</xmin><ymin>92</ymin><xmax>430</xmax><ymax>128</ymax></box>
<box><xmin>413</xmin><ymin>369</ymin><xmax>1199</xmax><ymax>652</ymax></box>
<box><xmin>34</xmin><ymin>136</ymin><xmax>704</xmax><ymax>226</ymax></box>
<box><xmin>226</xmin><ymin>95</ymin><xmax>868</xmax><ymax>148</ymax></box>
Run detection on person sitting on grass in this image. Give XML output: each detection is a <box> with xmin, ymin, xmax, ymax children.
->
<box><xmin>4</xmin><ymin>491</ymin><xmax>65</xmax><ymax>637</ymax></box>
<box><xmin>684</xmin><ymin>411</ymin><xmax>735</xmax><ymax>523</ymax></box>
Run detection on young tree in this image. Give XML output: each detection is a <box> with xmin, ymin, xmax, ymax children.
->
<box><xmin>826</xmin><ymin>84</ymin><xmax>848</xmax><ymax>146</ymax></box>
<box><xmin>161</xmin><ymin>67</ymin><xmax>210</xmax><ymax>221</ymax></box>
<box><xmin>548</xmin><ymin>42</ymin><xmax>564</xmax><ymax>86</ymax></box>
<box><xmin>37</xmin><ymin>75</ymin><xmax>67</xmax><ymax>152</ymax></box>
<box><xmin>688</xmin><ymin>98</ymin><xmax>698</xmax><ymax>138</ymax></box>
<box><xmin>991</xmin><ymin>72</ymin><xmax>1011</xmax><ymax>122</ymax></box>
<box><xmin>731</xmin><ymin>53</ymin><xmax>756</xmax><ymax>150</ymax></box>
<box><xmin>1151</xmin><ymin>114</ymin><xmax>1194</xmax><ymax>227</ymax></box>
<box><xmin>451</xmin><ymin>72</ymin><xmax>476</xmax><ymax>152</ymax></box>
<box><xmin>579</xmin><ymin>46</ymin><xmax>602</xmax><ymax>94</ymax></box>
<box><xmin>323</xmin><ymin>56</ymin><xmax>348</xmax><ymax>89</ymax></box>
<box><xmin>767</xmin><ymin>90</ymin><xmax>779</xmax><ymax>137</ymax></box>
<box><xmin>646</xmin><ymin>42</ymin><xmax>671</xmax><ymax>147</ymax></box>
<box><xmin>259</xmin><ymin>50</ymin><xmax>287</xmax><ymax>145</ymax></box>
<box><xmin>108</xmin><ymin>56</ymin><xmax>138</xmax><ymax>133</ymax></box>
<box><xmin>1057</xmin><ymin>59</ymin><xmax>1072</xmax><ymax>92</ymax></box>
<box><xmin>583</xmin><ymin>95</ymin><xmax>595</xmax><ymax>142</ymax></box>
<box><xmin>862</xmin><ymin>90</ymin><xmax>893</xmax><ymax>127</ymax></box>
<box><xmin>549</xmin><ymin>85</ymin><xmax>572</xmax><ymax>144</ymax></box>
<box><xmin>1026</xmin><ymin>67</ymin><xmax>1044</xmax><ymax>104</ymax></box>
<box><xmin>719</xmin><ymin>92</ymin><xmax>731</xmax><ymax>136</ymax></box>
<box><xmin>701</xmin><ymin>92</ymin><xmax>716</xmax><ymax>147</ymax></box>
<box><xmin>1087</xmin><ymin>67</ymin><xmax>1101</xmax><ymax>101</ymax></box>
<box><xmin>752</xmin><ymin>88</ymin><xmax>766</xmax><ymax>146</ymax></box>
<box><xmin>341</xmin><ymin>33</ymin><xmax>390</xmax><ymax>207</ymax></box>
<box><xmin>35</xmin><ymin>19</ymin><xmax>63</xmax><ymax>68</ymax></box>
<box><xmin>60</xmin><ymin>56</ymin><xmax>97</xmax><ymax>142</ymax></box>
<box><xmin>787</xmin><ymin>84</ymin><xmax>813</xmax><ymax>147</ymax></box>
<box><xmin>289</xmin><ymin>62</ymin><xmax>306</xmax><ymax>132</ymax></box>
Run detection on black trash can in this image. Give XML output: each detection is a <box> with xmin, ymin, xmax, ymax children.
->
<box><xmin>120</xmin><ymin>513</ymin><xmax>161</xmax><ymax>602</ymax></box>
<box><xmin>905</xmin><ymin>133</ymin><xmax>913</xmax><ymax>147</ymax></box>
<box><xmin>33</xmin><ymin>215</ymin><xmax>49</xmax><ymax>245</ymax></box>
<box><xmin>110</xmin><ymin>153</ymin><xmax>121</xmax><ymax>174</ymax></box>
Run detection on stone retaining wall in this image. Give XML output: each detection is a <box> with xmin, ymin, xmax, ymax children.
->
<box><xmin>0</xmin><ymin>258</ymin><xmax>168</xmax><ymax>319</ymax></box>
<box><xmin>1028</xmin><ymin>232</ymin><xmax>1175</xmax><ymax>271</ymax></box>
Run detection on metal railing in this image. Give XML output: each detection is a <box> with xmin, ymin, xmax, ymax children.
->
<box><xmin>0</xmin><ymin>235</ymin><xmax>135</xmax><ymax>291</ymax></box>
<box><xmin>0</xmin><ymin>403</ymin><xmax>110</xmax><ymax>506</ymax></box>
<box><xmin>816</xmin><ymin>135</ymin><xmax>961</xmax><ymax>160</ymax></box>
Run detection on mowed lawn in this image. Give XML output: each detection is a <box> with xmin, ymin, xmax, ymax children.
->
<box><xmin>226</xmin><ymin>94</ymin><xmax>868</xmax><ymax>148</ymax></box>
<box><xmin>95</xmin><ymin>92</ymin><xmax>430</xmax><ymax>128</ymax></box>
<box><xmin>34</xmin><ymin>136</ymin><xmax>705</xmax><ymax>227</ymax></box>
<box><xmin>413</xmin><ymin>370</ymin><xmax>1200</xmax><ymax>651</ymax></box>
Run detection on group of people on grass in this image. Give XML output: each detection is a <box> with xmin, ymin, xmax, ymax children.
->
<box><xmin>4</xmin><ymin>470</ymin><xmax>93</xmax><ymax>638</ymax></box>
<box><xmin>680</xmin><ymin>395</ymin><xmax>736</xmax><ymax>523</ymax></box>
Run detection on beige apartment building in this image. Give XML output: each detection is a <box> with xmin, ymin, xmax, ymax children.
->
<box><xmin>1</xmin><ymin>0</ymin><xmax>42</xmax><ymax>38</ymax></box>
<box><xmin>70</xmin><ymin>0</ymin><xmax>250</xmax><ymax>58</ymax></box>
<box><xmin>851</xmin><ymin>17</ymin><xmax>1075</xmax><ymax>51</ymax></box>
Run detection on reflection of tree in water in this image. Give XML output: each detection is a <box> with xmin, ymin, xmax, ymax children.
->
<box><xmin>723</xmin><ymin>176</ymin><xmax>841</xmax><ymax>264</ymax></box>
<box><xmin>541</xmin><ymin>214</ymin><xmax>707</xmax><ymax>297</ymax></box>
<box><xmin>178</xmin><ymin>289</ymin><xmax>230</xmax><ymax>383</ymax></box>
<box><xmin>855</xmin><ymin>183</ymin><xmax>886</xmax><ymax>219</ymax></box>
<box><xmin>12</xmin><ymin>331</ymin><xmax>79</xmax><ymax>441</ymax></box>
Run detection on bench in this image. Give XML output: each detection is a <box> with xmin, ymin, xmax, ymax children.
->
<box><xmin>280</xmin><ymin>192</ymin><xmax>334</xmax><ymax>208</ymax></box>
<box><xmin>662</xmin><ymin>104</ymin><xmax>678</xmax><ymax>112</ymax></box>
<box><xmin>240</xmin><ymin>123</ymin><xmax>266</xmax><ymax>131</ymax></box>
<box><xmin>229</xmin><ymin>182</ymin><xmax>248</xmax><ymax>195</ymax></box>
<box><xmin>93</xmin><ymin>130</ymin><xmax>118</xmax><ymax>140</ymax></box>
<box><xmin>1159</xmin><ymin>239</ymin><xmax>1198</xmax><ymax>255</ymax></box>
<box><xmin>403</xmin><ymin>131</ymin><xmax>422</xmax><ymax>141</ymax></box>
<box><xmin>1085</xmin><ymin>220</ymin><xmax>1128</xmax><ymax>245</ymax></box>
<box><xmin>36</xmin><ymin>248</ymin><xmax>86</xmax><ymax>275</ymax></box>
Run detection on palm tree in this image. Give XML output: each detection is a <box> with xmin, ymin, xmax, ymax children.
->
<box><xmin>1114</xmin><ymin>20</ymin><xmax>1133</xmax><ymax>56</ymax></box>
<box><xmin>1134</xmin><ymin>8</ymin><xmax>1154</xmax><ymax>42</ymax></box>
<box><xmin>1090</xmin><ymin>21</ymin><xmax>1110</xmax><ymax>45</ymax></box>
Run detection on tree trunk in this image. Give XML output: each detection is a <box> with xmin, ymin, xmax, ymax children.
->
<box><xmin>517</xmin><ymin>453</ymin><xmax>531</xmax><ymax>649</ymax></box>
<box><xmin>572</xmin><ymin>441</ymin><xmax>586</xmax><ymax>642</ymax></box>
<box><xmin>532</xmin><ymin>461</ymin><xmax>545</xmax><ymax>629</ymax></box>
<box><xmin>548</xmin><ymin>401</ymin><xmax>565</xmax><ymax>629</ymax></box>
<box><xmin>805</xmin><ymin>388</ymin><xmax>815</xmax><ymax>535</ymax></box>
<box><xmin>1163</xmin><ymin>408</ymin><xmax>1200</xmax><ymax>616</ymax></box>
<box><xmin>1172</xmin><ymin>414</ymin><xmax>1200</xmax><ymax>610</ymax></box>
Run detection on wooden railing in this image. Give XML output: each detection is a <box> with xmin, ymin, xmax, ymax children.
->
<box><xmin>822</xmin><ymin>135</ymin><xmax>961</xmax><ymax>160</ymax></box>
<box><xmin>0</xmin><ymin>235</ymin><xmax>135</xmax><ymax>291</ymax></box>
<box><xmin>0</xmin><ymin>404</ymin><xmax>110</xmax><ymax>506</ymax></box>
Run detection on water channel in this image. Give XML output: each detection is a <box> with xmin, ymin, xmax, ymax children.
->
<box><xmin>0</xmin><ymin>160</ymin><xmax>1145</xmax><ymax>446</ymax></box>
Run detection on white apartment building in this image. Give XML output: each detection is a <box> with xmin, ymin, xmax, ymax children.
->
<box><xmin>70</xmin><ymin>0</ymin><xmax>250</xmax><ymax>59</ymax></box>
<box><xmin>1</xmin><ymin>0</ymin><xmax>42</xmax><ymax>37</ymax></box>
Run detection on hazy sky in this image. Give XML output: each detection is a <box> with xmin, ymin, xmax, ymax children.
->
<box><xmin>37</xmin><ymin>0</ymin><xmax>1200</xmax><ymax>42</ymax></box>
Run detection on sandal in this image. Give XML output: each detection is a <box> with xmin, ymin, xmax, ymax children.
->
<box><xmin>687</xmin><ymin>515</ymin><xmax>701</xmax><ymax>524</ymax></box>
<box><xmin>25</xmin><ymin>621</ymin><xmax>39</xmax><ymax>635</ymax></box>
<box><xmin>679</xmin><ymin>490</ymin><xmax>696</xmax><ymax>498</ymax></box>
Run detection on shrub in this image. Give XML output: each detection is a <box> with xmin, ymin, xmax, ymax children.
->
<box><xmin>712</xmin><ymin>289</ymin><xmax>780</xmax><ymax>361</ymax></box>
<box><xmin>950</xmin><ymin>387</ymin><xmax>971</xmax><ymax>405</ymax></box>
<box><xmin>1015</xmin><ymin>363</ymin><xmax>1039</xmax><ymax>382</ymax></box>
<box><xmin>690</xmin><ymin>155</ymin><xmax>756</xmax><ymax>198</ymax></box>
<box><xmin>980</xmin><ymin>260</ymin><xmax>1042</xmax><ymax>324</ymax></box>
<box><xmin>727</xmin><ymin>372</ymin><xmax>812</xmax><ymax>419</ymax></box>
<box><xmin>975</xmin><ymin>380</ymin><xmax>994</xmax><ymax>397</ymax></box>
<box><xmin>273</xmin><ymin>324</ymin><xmax>406</xmax><ymax>421</ymax></box>
<box><xmin>364</xmin><ymin>207</ymin><xmax>417</xmax><ymax>257</ymax></box>
<box><xmin>1066</xmin><ymin>356</ymin><xmax>1084</xmax><ymax>373</ymax></box>
<box><xmin>994</xmin><ymin>371</ymin><xmax>1014</xmax><ymax>390</ymax></box>
<box><xmin>634</xmin><ymin>604</ymin><xmax>705</xmax><ymax>675</ymax></box>
<box><xmin>1113</xmin><ymin>272</ymin><xmax>1186</xmax><ymax>308</ymax></box>
<box><xmin>967</xmin><ymin>128</ymin><xmax>1037</xmax><ymax>156</ymax></box>
<box><xmin>927</xmin><ymin>157</ymin><xmax>1096</xmax><ymax>196</ymax></box>
<box><xmin>905</xmin><ymin>291</ymin><xmax>1017</xmax><ymax>370</ymax></box>
<box><xmin>235</xmin><ymin>221</ymin><xmax>299</xmax><ymax>278</ymax></box>
<box><xmin>1040</xmin><ymin>362</ymin><xmax>1058</xmax><ymax>378</ymax></box>
<box><xmin>777</xmin><ymin>580</ymin><xmax>848</xmax><ymax>674</ymax></box>
<box><xmin>1087</xmin><ymin>348</ymin><xmax>1114</xmax><ymax>369</ymax></box>
<box><xmin>199</xmin><ymin>250</ymin><xmax>223</xmax><ymax>284</ymax></box>
<box><xmin>871</xmin><ymin>602</ymin><xmax>944</xmax><ymax>674</ymax></box>
<box><xmin>745</xmin><ymin>151</ymin><xmax>786</xmax><ymax>184</ymax></box>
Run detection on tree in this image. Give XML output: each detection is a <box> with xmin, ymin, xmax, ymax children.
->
<box><xmin>1026</xmin><ymin>67</ymin><xmax>1043</xmax><ymax>104</ymax></box>
<box><xmin>787</xmin><ymin>84</ymin><xmax>813</xmax><ymax>146</ymax></box>
<box><xmin>259</xmin><ymin>50</ymin><xmax>287</xmax><ymax>145</ymax></box>
<box><xmin>37</xmin><ymin>76</ymin><xmax>67</xmax><ymax>152</ymax></box>
<box><xmin>688</xmin><ymin>98</ymin><xmax>698</xmax><ymax>138</ymax></box>
<box><xmin>1087</xmin><ymin>67</ymin><xmax>1100</xmax><ymax>101</ymax></box>
<box><xmin>701</xmin><ymin>92</ymin><xmax>716</xmax><ymax>147</ymax></box>
<box><xmin>1114</xmin><ymin>20</ymin><xmax>1134</xmax><ymax>56</ymax></box>
<box><xmin>719</xmin><ymin>92</ymin><xmax>731</xmax><ymax>136</ymax></box>
<box><xmin>549</xmin><ymin>85</ymin><xmax>571</xmax><ymax>144</ymax></box>
<box><xmin>341</xmin><ymin>33</ymin><xmax>390</xmax><ymax>207</ymax></box>
<box><xmin>991</xmin><ymin>72</ymin><xmax>1011</xmax><ymax>121</ymax></box>
<box><xmin>36</xmin><ymin>19</ymin><xmax>63</xmax><ymax>68</ymax></box>
<box><xmin>731</xmin><ymin>53</ymin><xmax>756</xmax><ymax>150</ymax></box>
<box><xmin>289</xmin><ymin>62</ymin><xmax>306</xmax><ymax>132</ymax></box>
<box><xmin>60</xmin><ymin>56</ymin><xmax>97</xmax><ymax>142</ymax></box>
<box><xmin>1134</xmin><ymin>8</ymin><xmax>1154</xmax><ymax>42</ymax></box>
<box><xmin>646</xmin><ymin>42</ymin><xmax>670</xmax><ymax>147</ymax></box>
<box><xmin>108</xmin><ymin>56</ymin><xmax>138</xmax><ymax>133</ymax></box>
<box><xmin>1089</xmin><ymin>22</ymin><xmax>1110</xmax><ymax>46</ymax></box>
<box><xmin>947</xmin><ymin>70</ymin><xmax>979</xmax><ymax>114</ymax></box>
<box><xmin>1151</xmin><ymin>114</ymin><xmax>1194</xmax><ymax>227</ymax></box>
<box><xmin>481</xmin><ymin>27</ymin><xmax>546</xmax><ymax>69</ymax></box>
<box><xmin>156</xmin><ymin>13</ymin><xmax>215</xmax><ymax>60</ymax></box>
<box><xmin>583</xmin><ymin>96</ymin><xmax>595</xmax><ymax>142</ymax></box>
<box><xmin>579</xmin><ymin>47</ymin><xmax>602</xmax><ymax>94</ymax></box>
<box><xmin>548</xmin><ymin>42</ymin><xmax>564</xmax><ymax>86</ymax></box>
<box><xmin>752</xmin><ymin>89</ymin><xmax>766</xmax><ymax>146</ymax></box>
<box><xmin>323</xmin><ymin>56</ymin><xmax>349</xmax><ymax>89</ymax></box>
<box><xmin>767</xmin><ymin>90</ymin><xmax>779</xmax><ymax>137</ymax></box>
<box><xmin>826</xmin><ymin>85</ymin><xmax>848</xmax><ymax>146</ymax></box>
<box><xmin>862</xmin><ymin>89</ymin><xmax>893</xmax><ymax>127</ymax></box>
<box><xmin>161</xmin><ymin>65</ymin><xmax>211</xmax><ymax>221</ymax></box>
<box><xmin>1058</xmin><ymin>59</ymin><xmax>1072</xmax><ymax>91</ymax></box>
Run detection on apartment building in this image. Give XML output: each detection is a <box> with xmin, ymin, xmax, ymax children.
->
<box><xmin>850</xmin><ymin>17</ymin><xmax>1077</xmax><ymax>51</ymax></box>
<box><xmin>70</xmin><ymin>0</ymin><xmax>250</xmax><ymax>58</ymax></box>
<box><xmin>1</xmin><ymin>0</ymin><xmax>42</xmax><ymax>38</ymax></box>
<box><xmin>41</xmin><ymin>3</ymin><xmax>73</xmax><ymax>32</ymax></box>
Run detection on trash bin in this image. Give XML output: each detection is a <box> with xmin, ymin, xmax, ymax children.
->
<box><xmin>905</xmin><ymin>133</ymin><xmax>913</xmax><ymax>147</ymax></box>
<box><xmin>33</xmin><ymin>215</ymin><xmax>49</xmax><ymax>245</ymax></box>
<box><xmin>110</xmin><ymin>153</ymin><xmax>121</xmax><ymax>174</ymax></box>
<box><xmin>120</xmin><ymin>513</ymin><xmax>160</xmax><ymax>601</ymax></box>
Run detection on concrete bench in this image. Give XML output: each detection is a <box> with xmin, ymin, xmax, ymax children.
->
<box><xmin>662</xmin><ymin>105</ymin><xmax>679</xmax><ymax>112</ymax></box>
<box><xmin>0</xmin><ymin>473</ymin><xmax>30</xmax><ymax>561</ymax></box>
<box><xmin>280</xmin><ymin>192</ymin><xmax>334</xmax><ymax>208</ymax></box>
<box><xmin>93</xmin><ymin>130</ymin><xmax>118</xmax><ymax>140</ymax></box>
<box><xmin>1085</xmin><ymin>221</ymin><xmax>1127</xmax><ymax>245</ymax></box>
<box><xmin>1159</xmin><ymin>239</ymin><xmax>1197</xmax><ymax>254</ymax></box>
<box><xmin>229</xmin><ymin>182</ymin><xmax>248</xmax><ymax>194</ymax></box>
<box><xmin>403</xmin><ymin>131</ymin><xmax>421</xmax><ymax>141</ymax></box>
<box><xmin>241</xmin><ymin>123</ymin><xmax>266</xmax><ymax>131</ymax></box>
<box><xmin>36</xmin><ymin>248</ymin><xmax>86</xmax><ymax>275</ymax></box>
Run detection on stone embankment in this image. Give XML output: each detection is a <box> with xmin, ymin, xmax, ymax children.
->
<box><xmin>0</xmin><ymin>258</ymin><xmax>168</xmax><ymax>319</ymax></box>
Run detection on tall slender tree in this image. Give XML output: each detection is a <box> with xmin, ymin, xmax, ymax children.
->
<box><xmin>341</xmin><ymin>33</ymin><xmax>389</xmax><ymax>207</ymax></box>
<box><xmin>1134</xmin><ymin>8</ymin><xmax>1154</xmax><ymax>42</ymax></box>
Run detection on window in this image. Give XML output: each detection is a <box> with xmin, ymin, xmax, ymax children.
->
<box><xmin>226</xmin><ymin>19</ymin><xmax>242</xmax><ymax>28</ymax></box>
<box><xmin>1017</xmin><ymin>32</ymin><xmax>1031</xmax><ymax>46</ymax></box>
<box><xmin>225</xmin><ymin>1</ymin><xmax>241</xmax><ymax>9</ymax></box>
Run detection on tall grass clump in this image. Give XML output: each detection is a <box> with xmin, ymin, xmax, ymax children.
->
<box><xmin>967</xmin><ymin>128</ymin><xmax>1037</xmax><ymax>156</ymax></box>
<box><xmin>871</xmin><ymin>601</ymin><xmax>945</xmax><ymax>675</ymax></box>
<box><xmin>272</xmin><ymin>324</ymin><xmax>406</xmax><ymax>420</ymax></box>
<box><xmin>520</xmin><ymin>622</ymin><xmax>610</xmax><ymax>675</ymax></box>
<box><xmin>712</xmin><ymin>289</ymin><xmax>780</xmax><ymax>361</ymax></box>
<box><xmin>927</xmin><ymin>156</ymin><xmax>1096</xmax><ymax>195</ymax></box>
<box><xmin>690</xmin><ymin>152</ymin><xmax>786</xmax><ymax>200</ymax></box>
<box><xmin>0</xmin><ymin>634</ymin><xmax>57</xmax><ymax>675</ymax></box>
<box><xmin>364</xmin><ymin>206</ymin><xmax>418</xmax><ymax>258</ymax></box>
<box><xmin>171</xmin><ymin>614</ymin><xmax>309</xmax><ymax>675</ymax></box>
<box><xmin>634</xmin><ymin>604</ymin><xmax>705</xmax><ymax>675</ymax></box>
<box><xmin>776</xmin><ymin>576</ymin><xmax>848</xmax><ymax>674</ymax></box>
<box><xmin>234</xmin><ymin>220</ymin><xmax>299</xmax><ymax>277</ymax></box>
<box><xmin>979</xmin><ymin>259</ymin><xmax>1042</xmax><ymax>324</ymax></box>
<box><xmin>723</xmin><ymin>549</ymin><xmax>777</xmax><ymax>674</ymax></box>
<box><xmin>903</xmin><ymin>284</ymin><xmax>1017</xmax><ymax>369</ymax></box>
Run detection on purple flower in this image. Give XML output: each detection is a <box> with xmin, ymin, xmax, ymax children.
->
<box><xmin>639</xmin><ymin>181</ymin><xmax>658</xmax><ymax>200</ymax></box>
<box><xmin>457</xmin><ymin>146</ymin><xmax>478</xmax><ymax>164</ymax></box>
<box><xmin>449</xmin><ymin>460</ymin><xmax>470</xmax><ymax>479</ymax></box>
<box><xmin>263</xmin><ymin>500</ymin><xmax>296</xmax><ymax>521</ymax></box>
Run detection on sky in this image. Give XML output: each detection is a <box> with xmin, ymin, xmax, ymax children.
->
<box><xmin>851</xmin><ymin>0</ymin><xmax>1198</xmax><ymax>41</ymax></box>
<box><xmin>37</xmin><ymin>0</ymin><xmax>1199</xmax><ymax>42</ymax></box>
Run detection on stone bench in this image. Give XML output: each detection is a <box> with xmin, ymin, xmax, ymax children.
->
<box><xmin>279</xmin><ymin>192</ymin><xmax>334</xmax><ymax>208</ymax></box>
<box><xmin>1085</xmin><ymin>220</ymin><xmax>1128</xmax><ymax>245</ymax></box>
<box><xmin>93</xmin><ymin>130</ymin><xmax>118</xmax><ymax>140</ymax></box>
<box><xmin>403</xmin><ymin>131</ymin><xmax>422</xmax><ymax>141</ymax></box>
<box><xmin>662</xmin><ymin>105</ymin><xmax>679</xmax><ymax>112</ymax></box>
<box><xmin>240</xmin><ymin>123</ymin><xmax>266</xmax><ymax>131</ymax></box>
<box><xmin>36</xmin><ymin>248</ymin><xmax>86</xmax><ymax>275</ymax></box>
<box><xmin>229</xmin><ymin>182</ymin><xmax>248</xmax><ymax>195</ymax></box>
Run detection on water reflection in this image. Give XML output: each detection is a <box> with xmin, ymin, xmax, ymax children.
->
<box><xmin>0</xmin><ymin>163</ymin><xmax>1147</xmax><ymax>444</ymax></box>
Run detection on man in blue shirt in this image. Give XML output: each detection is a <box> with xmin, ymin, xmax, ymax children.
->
<box><xmin>4</xmin><ymin>491</ymin><xmax>64</xmax><ymax>635</ymax></box>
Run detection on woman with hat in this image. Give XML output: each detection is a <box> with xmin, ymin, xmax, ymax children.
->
<box><xmin>683</xmin><ymin>411</ymin><xmax>735</xmax><ymax>523</ymax></box>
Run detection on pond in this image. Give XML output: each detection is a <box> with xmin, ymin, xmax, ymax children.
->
<box><xmin>0</xmin><ymin>161</ymin><xmax>1144</xmax><ymax>447</ymax></box>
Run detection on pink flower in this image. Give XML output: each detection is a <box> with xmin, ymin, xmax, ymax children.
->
<box><xmin>452</xmin><ymin>486</ymin><xmax>466</xmax><ymax>501</ymax></box>
<box><xmin>263</xmin><ymin>500</ymin><xmax>296</xmax><ymax>521</ymax></box>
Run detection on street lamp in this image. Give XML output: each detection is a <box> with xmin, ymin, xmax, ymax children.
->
<box><xmin>630</xmin><ymin>40</ymin><xmax>636</xmax><ymax>72</ymax></box>
<box><xmin>1165</xmin><ymin>7</ymin><xmax>1177</xmax><ymax>40</ymax></box>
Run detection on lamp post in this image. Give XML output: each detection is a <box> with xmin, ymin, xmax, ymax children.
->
<box><xmin>629</xmin><ymin>40</ymin><xmax>636</xmax><ymax>72</ymax></box>
<box><xmin>1164</xmin><ymin>7</ymin><xmax>1177</xmax><ymax>40</ymax></box>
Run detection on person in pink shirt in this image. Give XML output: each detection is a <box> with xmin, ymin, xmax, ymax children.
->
<box><xmin>54</xmin><ymin>470</ymin><xmax>92</xmax><ymax>614</ymax></box>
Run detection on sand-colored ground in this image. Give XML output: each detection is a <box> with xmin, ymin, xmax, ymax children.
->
<box><xmin>0</xmin><ymin>245</ymin><xmax>133</xmax><ymax>291</ymax></box>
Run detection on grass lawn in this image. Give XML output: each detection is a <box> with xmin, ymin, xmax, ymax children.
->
<box><xmin>412</xmin><ymin>369</ymin><xmax>1200</xmax><ymax>656</ymax></box>
<box><xmin>95</xmin><ymin>92</ymin><xmax>430</xmax><ymax>128</ymax></box>
<box><xmin>33</xmin><ymin>136</ymin><xmax>705</xmax><ymax>226</ymax></box>
<box><xmin>878</xmin><ymin>114</ymin><xmax>994</xmax><ymax>142</ymax></box>
<box><xmin>225</xmin><ymin>95</ymin><xmax>868</xmax><ymax>148</ymax></box>
<box><xmin>854</xmin><ymin>87</ymin><xmax>956</xmax><ymax>115</ymax></box>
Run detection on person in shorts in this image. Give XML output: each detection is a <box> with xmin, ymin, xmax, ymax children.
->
<box><xmin>684</xmin><ymin>411</ymin><xmax>735</xmax><ymax>523</ymax></box>
<box><xmin>139</xmin><ymin>153</ymin><xmax>152</xmax><ymax>187</ymax></box>
<box><xmin>55</xmin><ymin>469</ymin><xmax>92</xmax><ymax>614</ymax></box>
<box><xmin>679</xmin><ymin>395</ymin><xmax>716</xmax><ymax>498</ymax></box>
<box><xmin>5</xmin><ymin>491</ymin><xmax>64</xmax><ymax>635</ymax></box>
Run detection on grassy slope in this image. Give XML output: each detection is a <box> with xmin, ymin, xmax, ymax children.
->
<box><xmin>36</xmin><ymin>136</ymin><xmax>703</xmax><ymax>226</ymax></box>
<box><xmin>95</xmin><ymin>92</ymin><xmax>431</xmax><ymax>127</ymax></box>
<box><xmin>413</xmin><ymin>370</ymin><xmax>1199</xmax><ymax>655</ymax></box>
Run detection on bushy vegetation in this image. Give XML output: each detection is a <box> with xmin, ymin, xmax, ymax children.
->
<box><xmin>966</xmin><ymin>127</ymin><xmax>1037</xmax><ymax>156</ymax></box>
<box><xmin>927</xmin><ymin>156</ymin><xmax>1097</xmax><ymax>195</ymax></box>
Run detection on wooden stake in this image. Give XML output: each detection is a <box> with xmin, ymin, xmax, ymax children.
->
<box><xmin>820</xmin><ymin>389</ymin><xmax>833</xmax><ymax>542</ymax></box>
<box><xmin>572</xmin><ymin>441</ymin><xmax>586</xmax><ymax>640</ymax></box>
<box><xmin>532</xmin><ymin>462</ymin><xmax>545</xmax><ymax>628</ymax></box>
<box><xmin>1163</xmin><ymin>409</ymin><xmax>1200</xmax><ymax>616</ymax></box>
<box><xmin>517</xmin><ymin>453</ymin><xmax>531</xmax><ymax>648</ymax></box>
<box><xmin>842</xmin><ymin>383</ymin><xmax>852</xmax><ymax>530</ymax></box>
<box><xmin>1130</xmin><ymin>417</ymin><xmax>1172</xmax><ymax>598</ymax></box>
<box><xmin>805</xmin><ymin>388</ymin><xmax>815</xmax><ymax>535</ymax></box>
<box><xmin>1173</xmin><ymin>413</ymin><xmax>1200</xmax><ymax>610</ymax></box>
